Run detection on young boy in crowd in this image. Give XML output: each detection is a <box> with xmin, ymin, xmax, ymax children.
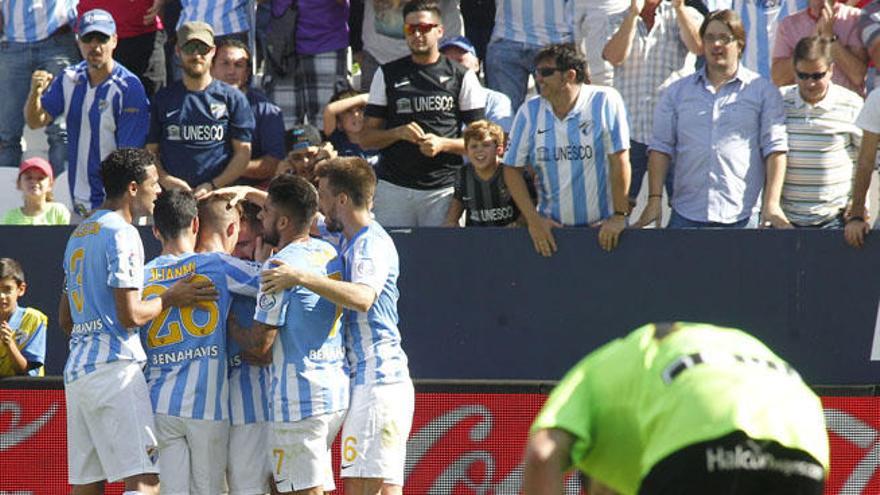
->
<box><xmin>443</xmin><ymin>120</ymin><xmax>521</xmax><ymax>227</ymax></box>
<box><xmin>0</xmin><ymin>258</ymin><xmax>47</xmax><ymax>377</ymax></box>
<box><xmin>322</xmin><ymin>89</ymin><xmax>378</xmax><ymax>166</ymax></box>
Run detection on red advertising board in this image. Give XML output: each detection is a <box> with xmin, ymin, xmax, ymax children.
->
<box><xmin>1</xmin><ymin>389</ymin><xmax>878</xmax><ymax>494</ymax></box>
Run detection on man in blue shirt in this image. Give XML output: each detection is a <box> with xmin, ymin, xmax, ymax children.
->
<box><xmin>26</xmin><ymin>9</ymin><xmax>150</xmax><ymax>217</ymax></box>
<box><xmin>210</xmin><ymin>38</ymin><xmax>286</xmax><ymax>188</ymax></box>
<box><xmin>0</xmin><ymin>0</ymin><xmax>78</xmax><ymax>176</ymax></box>
<box><xmin>503</xmin><ymin>43</ymin><xmax>632</xmax><ymax>256</ymax></box>
<box><xmin>147</xmin><ymin>22</ymin><xmax>255</xmax><ymax>198</ymax></box>
<box><xmin>58</xmin><ymin>148</ymin><xmax>216</xmax><ymax>495</ymax></box>
<box><xmin>261</xmin><ymin>157</ymin><xmax>413</xmax><ymax>495</ymax></box>
<box><xmin>233</xmin><ymin>174</ymin><xmax>349</xmax><ymax>495</ymax></box>
<box><xmin>634</xmin><ymin>9</ymin><xmax>791</xmax><ymax>229</ymax></box>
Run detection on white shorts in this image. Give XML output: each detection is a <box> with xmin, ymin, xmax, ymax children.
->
<box><xmin>270</xmin><ymin>410</ymin><xmax>346</xmax><ymax>493</ymax></box>
<box><xmin>340</xmin><ymin>380</ymin><xmax>415</xmax><ymax>485</ymax></box>
<box><xmin>228</xmin><ymin>422</ymin><xmax>271</xmax><ymax>495</ymax></box>
<box><xmin>154</xmin><ymin>413</ymin><xmax>229</xmax><ymax>495</ymax></box>
<box><xmin>373</xmin><ymin>180</ymin><xmax>455</xmax><ymax>227</ymax></box>
<box><xmin>65</xmin><ymin>360</ymin><xmax>159</xmax><ymax>485</ymax></box>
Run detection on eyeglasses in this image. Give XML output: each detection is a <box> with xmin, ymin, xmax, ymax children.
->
<box><xmin>703</xmin><ymin>34</ymin><xmax>736</xmax><ymax>45</ymax></box>
<box><xmin>79</xmin><ymin>32</ymin><xmax>110</xmax><ymax>45</ymax></box>
<box><xmin>181</xmin><ymin>41</ymin><xmax>212</xmax><ymax>56</ymax></box>
<box><xmin>796</xmin><ymin>70</ymin><xmax>828</xmax><ymax>81</ymax></box>
<box><xmin>403</xmin><ymin>23</ymin><xmax>438</xmax><ymax>36</ymax></box>
<box><xmin>535</xmin><ymin>67</ymin><xmax>563</xmax><ymax>77</ymax></box>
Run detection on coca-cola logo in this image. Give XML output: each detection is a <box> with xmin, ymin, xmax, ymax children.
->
<box><xmin>0</xmin><ymin>401</ymin><xmax>59</xmax><ymax>452</ymax></box>
<box><xmin>404</xmin><ymin>404</ymin><xmax>582</xmax><ymax>494</ymax></box>
<box><xmin>825</xmin><ymin>408</ymin><xmax>880</xmax><ymax>493</ymax></box>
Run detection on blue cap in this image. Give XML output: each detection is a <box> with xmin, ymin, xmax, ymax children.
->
<box><xmin>78</xmin><ymin>9</ymin><xmax>116</xmax><ymax>37</ymax></box>
<box><xmin>440</xmin><ymin>36</ymin><xmax>476</xmax><ymax>56</ymax></box>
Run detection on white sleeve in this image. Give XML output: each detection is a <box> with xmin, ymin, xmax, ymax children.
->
<box><xmin>459</xmin><ymin>69</ymin><xmax>486</xmax><ymax>112</ymax></box>
<box><xmin>856</xmin><ymin>90</ymin><xmax>880</xmax><ymax>134</ymax></box>
<box><xmin>367</xmin><ymin>67</ymin><xmax>388</xmax><ymax>107</ymax></box>
<box><xmin>349</xmin><ymin>236</ymin><xmax>391</xmax><ymax>295</ymax></box>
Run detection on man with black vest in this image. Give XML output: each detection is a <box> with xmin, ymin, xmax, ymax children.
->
<box><xmin>360</xmin><ymin>0</ymin><xmax>486</xmax><ymax>227</ymax></box>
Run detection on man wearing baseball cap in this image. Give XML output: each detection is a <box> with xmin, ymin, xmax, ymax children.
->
<box><xmin>440</xmin><ymin>36</ymin><xmax>514</xmax><ymax>133</ymax></box>
<box><xmin>25</xmin><ymin>8</ymin><xmax>150</xmax><ymax>220</ymax></box>
<box><xmin>147</xmin><ymin>21</ymin><xmax>255</xmax><ymax>200</ymax></box>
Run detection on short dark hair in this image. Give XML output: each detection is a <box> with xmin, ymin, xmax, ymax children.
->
<box><xmin>402</xmin><ymin>0</ymin><xmax>442</xmax><ymax>21</ymax></box>
<box><xmin>153</xmin><ymin>189</ymin><xmax>198</xmax><ymax>240</ymax></box>
<box><xmin>329</xmin><ymin>88</ymin><xmax>364</xmax><ymax>104</ymax></box>
<box><xmin>793</xmin><ymin>36</ymin><xmax>832</xmax><ymax>67</ymax></box>
<box><xmin>315</xmin><ymin>157</ymin><xmax>376</xmax><ymax>208</ymax></box>
<box><xmin>267</xmin><ymin>174</ymin><xmax>319</xmax><ymax>234</ymax></box>
<box><xmin>100</xmin><ymin>148</ymin><xmax>156</xmax><ymax>199</ymax></box>
<box><xmin>216</xmin><ymin>37</ymin><xmax>251</xmax><ymax>64</ymax></box>
<box><xmin>535</xmin><ymin>43</ymin><xmax>589</xmax><ymax>84</ymax></box>
<box><xmin>239</xmin><ymin>200</ymin><xmax>262</xmax><ymax>234</ymax></box>
<box><xmin>0</xmin><ymin>258</ymin><xmax>25</xmax><ymax>285</ymax></box>
<box><xmin>700</xmin><ymin>10</ymin><xmax>746</xmax><ymax>57</ymax></box>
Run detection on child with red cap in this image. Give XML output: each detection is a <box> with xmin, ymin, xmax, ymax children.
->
<box><xmin>1</xmin><ymin>157</ymin><xmax>70</xmax><ymax>225</ymax></box>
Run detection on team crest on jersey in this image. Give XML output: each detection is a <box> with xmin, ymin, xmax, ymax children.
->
<box><xmin>210</xmin><ymin>103</ymin><xmax>228</xmax><ymax>119</ymax></box>
<box><xmin>146</xmin><ymin>444</ymin><xmax>159</xmax><ymax>464</ymax></box>
<box><xmin>167</xmin><ymin>125</ymin><xmax>181</xmax><ymax>141</ymax></box>
<box><xmin>578</xmin><ymin>119</ymin><xmax>593</xmax><ymax>137</ymax></box>
<box><xmin>98</xmin><ymin>99</ymin><xmax>109</xmax><ymax>112</ymax></box>
<box><xmin>259</xmin><ymin>293</ymin><xmax>278</xmax><ymax>311</ymax></box>
<box><xmin>354</xmin><ymin>259</ymin><xmax>375</xmax><ymax>278</ymax></box>
<box><xmin>395</xmin><ymin>98</ymin><xmax>413</xmax><ymax>114</ymax></box>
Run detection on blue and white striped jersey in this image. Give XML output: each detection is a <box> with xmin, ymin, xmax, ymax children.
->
<box><xmin>504</xmin><ymin>84</ymin><xmax>630</xmax><ymax>226</ymax></box>
<box><xmin>340</xmin><ymin>222</ymin><xmax>410</xmax><ymax>387</ymax></box>
<box><xmin>491</xmin><ymin>0</ymin><xmax>574</xmax><ymax>46</ymax></box>
<box><xmin>1</xmin><ymin>0</ymin><xmax>77</xmax><ymax>43</ymax></box>
<box><xmin>178</xmin><ymin>0</ymin><xmax>250</xmax><ymax>37</ymax></box>
<box><xmin>228</xmin><ymin>294</ymin><xmax>270</xmax><ymax>425</ymax></box>
<box><xmin>733</xmin><ymin>0</ymin><xmax>807</xmax><ymax>78</ymax></box>
<box><xmin>63</xmin><ymin>210</ymin><xmax>146</xmax><ymax>383</ymax></box>
<box><xmin>41</xmin><ymin>61</ymin><xmax>150</xmax><ymax>210</ymax></box>
<box><xmin>141</xmin><ymin>252</ymin><xmax>259</xmax><ymax>421</ymax></box>
<box><xmin>254</xmin><ymin>238</ymin><xmax>349</xmax><ymax>422</ymax></box>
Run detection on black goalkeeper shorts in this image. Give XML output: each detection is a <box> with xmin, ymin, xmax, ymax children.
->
<box><xmin>638</xmin><ymin>430</ymin><xmax>825</xmax><ymax>495</ymax></box>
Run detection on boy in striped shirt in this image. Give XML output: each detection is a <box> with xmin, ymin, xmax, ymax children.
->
<box><xmin>141</xmin><ymin>189</ymin><xmax>260</xmax><ymax>495</ymax></box>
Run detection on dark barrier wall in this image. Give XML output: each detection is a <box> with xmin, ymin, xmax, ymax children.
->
<box><xmin>2</xmin><ymin>226</ymin><xmax>880</xmax><ymax>384</ymax></box>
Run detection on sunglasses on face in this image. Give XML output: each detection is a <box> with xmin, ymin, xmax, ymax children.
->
<box><xmin>703</xmin><ymin>34</ymin><xmax>736</xmax><ymax>45</ymax></box>
<box><xmin>796</xmin><ymin>71</ymin><xmax>828</xmax><ymax>81</ymax></box>
<box><xmin>403</xmin><ymin>23</ymin><xmax>438</xmax><ymax>36</ymax></box>
<box><xmin>79</xmin><ymin>32</ymin><xmax>110</xmax><ymax>45</ymax></box>
<box><xmin>535</xmin><ymin>67</ymin><xmax>563</xmax><ymax>77</ymax></box>
<box><xmin>181</xmin><ymin>42</ymin><xmax>212</xmax><ymax>56</ymax></box>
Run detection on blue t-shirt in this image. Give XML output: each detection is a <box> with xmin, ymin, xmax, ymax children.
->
<box><xmin>329</xmin><ymin>129</ymin><xmax>378</xmax><ymax>167</ymax></box>
<box><xmin>148</xmin><ymin>79</ymin><xmax>255</xmax><ymax>187</ymax></box>
<box><xmin>247</xmin><ymin>89</ymin><xmax>285</xmax><ymax>161</ymax></box>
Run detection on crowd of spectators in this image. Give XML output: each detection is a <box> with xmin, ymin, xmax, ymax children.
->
<box><xmin>3</xmin><ymin>0</ymin><xmax>880</xmax><ymax>248</ymax></box>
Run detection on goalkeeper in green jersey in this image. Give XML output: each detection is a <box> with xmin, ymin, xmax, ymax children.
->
<box><xmin>524</xmin><ymin>322</ymin><xmax>828</xmax><ymax>495</ymax></box>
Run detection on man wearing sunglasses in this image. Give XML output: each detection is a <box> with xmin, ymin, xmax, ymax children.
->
<box><xmin>25</xmin><ymin>8</ymin><xmax>150</xmax><ymax>220</ymax></box>
<box><xmin>503</xmin><ymin>43</ymin><xmax>632</xmax><ymax>256</ymax></box>
<box><xmin>361</xmin><ymin>0</ymin><xmax>486</xmax><ymax>228</ymax></box>
<box><xmin>780</xmin><ymin>36</ymin><xmax>862</xmax><ymax>230</ymax></box>
<box><xmin>771</xmin><ymin>0</ymin><xmax>866</xmax><ymax>95</ymax></box>
<box><xmin>146</xmin><ymin>22</ymin><xmax>255</xmax><ymax>201</ymax></box>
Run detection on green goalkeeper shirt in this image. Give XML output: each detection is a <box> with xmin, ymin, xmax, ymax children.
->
<box><xmin>531</xmin><ymin>322</ymin><xmax>829</xmax><ymax>495</ymax></box>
